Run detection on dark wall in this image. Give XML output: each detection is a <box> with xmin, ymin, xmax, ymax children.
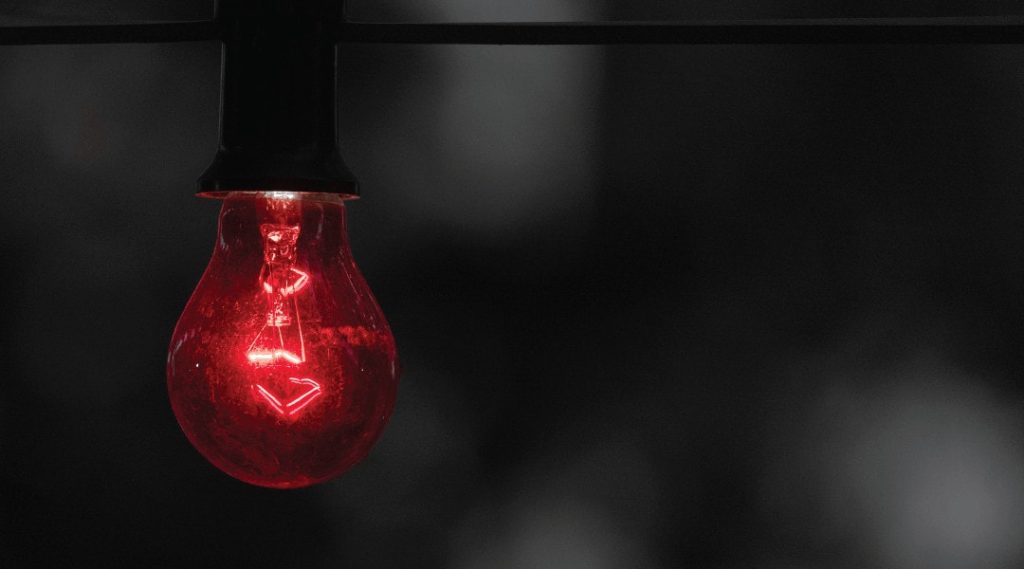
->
<box><xmin>2</xmin><ymin>1</ymin><xmax>1024</xmax><ymax>568</ymax></box>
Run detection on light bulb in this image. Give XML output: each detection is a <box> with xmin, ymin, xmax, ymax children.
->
<box><xmin>167</xmin><ymin>192</ymin><xmax>399</xmax><ymax>488</ymax></box>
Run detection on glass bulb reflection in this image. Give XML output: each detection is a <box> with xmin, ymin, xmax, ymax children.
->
<box><xmin>167</xmin><ymin>192</ymin><xmax>399</xmax><ymax>488</ymax></box>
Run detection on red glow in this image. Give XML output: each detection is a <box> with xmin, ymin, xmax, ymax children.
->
<box><xmin>167</xmin><ymin>193</ymin><xmax>399</xmax><ymax>489</ymax></box>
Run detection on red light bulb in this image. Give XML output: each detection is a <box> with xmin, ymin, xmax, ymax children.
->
<box><xmin>167</xmin><ymin>192</ymin><xmax>399</xmax><ymax>488</ymax></box>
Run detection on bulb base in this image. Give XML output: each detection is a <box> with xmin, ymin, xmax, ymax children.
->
<box><xmin>198</xmin><ymin>0</ymin><xmax>358</xmax><ymax>198</ymax></box>
<box><xmin>198</xmin><ymin>148</ymin><xmax>358</xmax><ymax>198</ymax></box>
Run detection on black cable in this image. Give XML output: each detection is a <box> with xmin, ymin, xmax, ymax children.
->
<box><xmin>336</xmin><ymin>17</ymin><xmax>1024</xmax><ymax>45</ymax></box>
<box><xmin>0</xmin><ymin>21</ymin><xmax>220</xmax><ymax>45</ymax></box>
<box><xmin>2</xmin><ymin>17</ymin><xmax>1024</xmax><ymax>46</ymax></box>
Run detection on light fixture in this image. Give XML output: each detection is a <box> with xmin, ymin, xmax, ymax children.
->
<box><xmin>166</xmin><ymin>0</ymin><xmax>400</xmax><ymax>489</ymax></box>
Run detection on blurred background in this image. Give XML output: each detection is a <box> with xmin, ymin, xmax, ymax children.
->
<box><xmin>3</xmin><ymin>1</ymin><xmax>1024</xmax><ymax>567</ymax></box>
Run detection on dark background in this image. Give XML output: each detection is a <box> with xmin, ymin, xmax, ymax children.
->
<box><xmin>3</xmin><ymin>1</ymin><xmax>1024</xmax><ymax>567</ymax></box>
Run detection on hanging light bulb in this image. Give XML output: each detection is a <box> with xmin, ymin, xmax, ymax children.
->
<box><xmin>167</xmin><ymin>192</ymin><xmax>399</xmax><ymax>488</ymax></box>
<box><xmin>162</xmin><ymin>0</ymin><xmax>401</xmax><ymax>487</ymax></box>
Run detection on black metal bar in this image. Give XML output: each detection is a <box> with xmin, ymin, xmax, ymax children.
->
<box><xmin>337</xmin><ymin>17</ymin><xmax>1024</xmax><ymax>45</ymax></box>
<box><xmin>0</xmin><ymin>21</ymin><xmax>221</xmax><ymax>45</ymax></box>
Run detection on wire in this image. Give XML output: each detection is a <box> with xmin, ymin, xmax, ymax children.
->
<box><xmin>336</xmin><ymin>17</ymin><xmax>1024</xmax><ymax>45</ymax></box>
<box><xmin>0</xmin><ymin>21</ymin><xmax>220</xmax><ymax>45</ymax></box>
<box><xmin>1</xmin><ymin>17</ymin><xmax>1024</xmax><ymax>46</ymax></box>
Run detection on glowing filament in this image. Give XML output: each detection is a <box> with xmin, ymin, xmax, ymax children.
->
<box><xmin>247</xmin><ymin>350</ymin><xmax>303</xmax><ymax>365</ymax></box>
<box><xmin>246</xmin><ymin>223</ymin><xmax>322</xmax><ymax>417</ymax></box>
<box><xmin>254</xmin><ymin>378</ymin><xmax>323</xmax><ymax>417</ymax></box>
